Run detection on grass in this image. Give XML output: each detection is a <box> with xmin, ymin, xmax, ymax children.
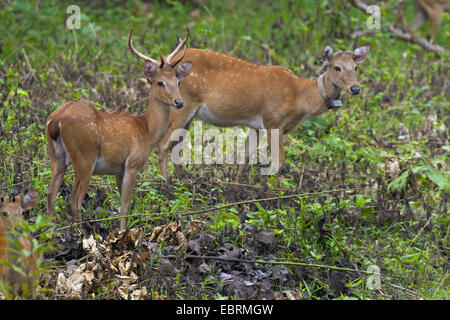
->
<box><xmin>0</xmin><ymin>0</ymin><xmax>448</xmax><ymax>299</ymax></box>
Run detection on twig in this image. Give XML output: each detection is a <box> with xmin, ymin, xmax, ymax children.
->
<box><xmin>0</xmin><ymin>180</ymin><xmax>34</xmax><ymax>191</ymax></box>
<box><xmin>22</xmin><ymin>48</ymin><xmax>34</xmax><ymax>75</ymax></box>
<box><xmin>434</xmin><ymin>271</ymin><xmax>448</xmax><ymax>296</ymax></box>
<box><xmin>407</xmin><ymin>214</ymin><xmax>434</xmax><ymax>249</ymax></box>
<box><xmin>385</xmin><ymin>282</ymin><xmax>422</xmax><ymax>299</ymax></box>
<box><xmin>387</xmin><ymin>25</ymin><xmax>445</xmax><ymax>54</ymax></box>
<box><xmin>296</xmin><ymin>167</ymin><xmax>305</xmax><ymax>192</ymax></box>
<box><xmin>351</xmin><ymin>29</ymin><xmax>379</xmax><ymax>38</ymax></box>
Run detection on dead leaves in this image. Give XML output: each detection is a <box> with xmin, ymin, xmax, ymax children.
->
<box><xmin>55</xmin><ymin>220</ymin><xmax>200</xmax><ymax>300</ymax></box>
<box><xmin>147</xmin><ymin>220</ymin><xmax>187</xmax><ymax>252</ymax></box>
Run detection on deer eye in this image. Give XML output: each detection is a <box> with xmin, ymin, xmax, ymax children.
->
<box><xmin>2</xmin><ymin>211</ymin><xmax>8</xmax><ymax>217</ymax></box>
<box><xmin>157</xmin><ymin>81</ymin><xmax>165</xmax><ymax>87</ymax></box>
<box><xmin>334</xmin><ymin>66</ymin><xmax>342</xmax><ymax>72</ymax></box>
<box><xmin>177</xmin><ymin>80</ymin><xmax>180</xmax><ymax>86</ymax></box>
<box><xmin>355</xmin><ymin>66</ymin><xmax>358</xmax><ymax>71</ymax></box>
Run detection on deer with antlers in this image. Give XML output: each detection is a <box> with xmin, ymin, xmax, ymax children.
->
<box><xmin>46</xmin><ymin>29</ymin><xmax>192</xmax><ymax>231</ymax></box>
<box><xmin>157</xmin><ymin>43</ymin><xmax>369</xmax><ymax>181</ymax></box>
<box><xmin>0</xmin><ymin>190</ymin><xmax>39</xmax><ymax>299</ymax></box>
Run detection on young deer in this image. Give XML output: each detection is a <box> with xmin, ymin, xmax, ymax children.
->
<box><xmin>157</xmin><ymin>44</ymin><xmax>369</xmax><ymax>180</ymax></box>
<box><xmin>46</xmin><ymin>29</ymin><xmax>192</xmax><ymax>231</ymax></box>
<box><xmin>0</xmin><ymin>190</ymin><xmax>39</xmax><ymax>299</ymax></box>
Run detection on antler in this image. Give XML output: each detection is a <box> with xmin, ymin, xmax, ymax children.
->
<box><xmin>128</xmin><ymin>29</ymin><xmax>162</xmax><ymax>67</ymax></box>
<box><xmin>166</xmin><ymin>29</ymin><xmax>189</xmax><ymax>67</ymax></box>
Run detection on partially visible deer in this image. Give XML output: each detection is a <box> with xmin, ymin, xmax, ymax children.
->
<box><xmin>46</xmin><ymin>29</ymin><xmax>192</xmax><ymax>231</ymax></box>
<box><xmin>410</xmin><ymin>0</ymin><xmax>450</xmax><ymax>38</ymax></box>
<box><xmin>0</xmin><ymin>190</ymin><xmax>39</xmax><ymax>299</ymax></box>
<box><xmin>157</xmin><ymin>44</ymin><xmax>369</xmax><ymax>181</ymax></box>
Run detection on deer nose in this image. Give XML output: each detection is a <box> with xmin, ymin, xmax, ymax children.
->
<box><xmin>174</xmin><ymin>99</ymin><xmax>184</xmax><ymax>109</ymax></box>
<box><xmin>350</xmin><ymin>85</ymin><xmax>361</xmax><ymax>95</ymax></box>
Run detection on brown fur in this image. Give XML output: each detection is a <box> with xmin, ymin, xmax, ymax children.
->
<box><xmin>46</xmin><ymin>118</ymin><xmax>61</xmax><ymax>141</ymax></box>
<box><xmin>411</xmin><ymin>0</ymin><xmax>450</xmax><ymax>38</ymax></box>
<box><xmin>46</xmin><ymin>38</ymin><xmax>192</xmax><ymax>231</ymax></box>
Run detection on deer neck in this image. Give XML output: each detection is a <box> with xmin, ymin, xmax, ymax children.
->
<box><xmin>142</xmin><ymin>98</ymin><xmax>171</xmax><ymax>144</ymax></box>
<box><xmin>317</xmin><ymin>71</ymin><xmax>342</xmax><ymax>110</ymax></box>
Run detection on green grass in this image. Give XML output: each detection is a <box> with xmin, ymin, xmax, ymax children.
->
<box><xmin>0</xmin><ymin>0</ymin><xmax>448</xmax><ymax>299</ymax></box>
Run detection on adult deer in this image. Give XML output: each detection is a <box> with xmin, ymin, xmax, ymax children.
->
<box><xmin>46</xmin><ymin>29</ymin><xmax>192</xmax><ymax>231</ymax></box>
<box><xmin>410</xmin><ymin>0</ymin><xmax>450</xmax><ymax>38</ymax></box>
<box><xmin>0</xmin><ymin>190</ymin><xmax>39</xmax><ymax>299</ymax></box>
<box><xmin>158</xmin><ymin>43</ymin><xmax>369</xmax><ymax>181</ymax></box>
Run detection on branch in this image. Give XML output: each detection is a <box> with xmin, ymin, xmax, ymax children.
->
<box><xmin>387</xmin><ymin>25</ymin><xmax>445</xmax><ymax>55</ymax></box>
<box><xmin>351</xmin><ymin>29</ymin><xmax>379</xmax><ymax>39</ymax></box>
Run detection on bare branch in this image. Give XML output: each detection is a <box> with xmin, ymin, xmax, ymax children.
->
<box><xmin>387</xmin><ymin>25</ymin><xmax>445</xmax><ymax>54</ymax></box>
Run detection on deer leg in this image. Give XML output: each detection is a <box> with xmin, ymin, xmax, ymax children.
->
<box><xmin>396</xmin><ymin>0</ymin><xmax>408</xmax><ymax>29</ymax></box>
<box><xmin>47</xmin><ymin>139</ymin><xmax>67</xmax><ymax>216</ymax></box>
<box><xmin>159</xmin><ymin>106</ymin><xmax>198</xmax><ymax>182</ymax></box>
<box><xmin>428</xmin><ymin>9</ymin><xmax>443</xmax><ymax>39</ymax></box>
<box><xmin>159</xmin><ymin>137</ymin><xmax>186</xmax><ymax>183</ymax></box>
<box><xmin>267</xmin><ymin>129</ymin><xmax>286</xmax><ymax>175</ymax></box>
<box><xmin>158</xmin><ymin>134</ymin><xmax>172</xmax><ymax>182</ymax></box>
<box><xmin>47</xmin><ymin>160</ymin><xmax>66</xmax><ymax>216</ymax></box>
<box><xmin>278</xmin><ymin>135</ymin><xmax>287</xmax><ymax>174</ymax></box>
<box><xmin>236</xmin><ymin>132</ymin><xmax>259</xmax><ymax>181</ymax></box>
<box><xmin>173</xmin><ymin>114</ymin><xmax>198</xmax><ymax>179</ymax></box>
<box><xmin>68</xmin><ymin>156</ymin><xmax>95</xmax><ymax>225</ymax></box>
<box><xmin>118</xmin><ymin>167</ymin><xmax>138</xmax><ymax>230</ymax></box>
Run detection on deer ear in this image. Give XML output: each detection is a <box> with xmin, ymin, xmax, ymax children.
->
<box><xmin>175</xmin><ymin>61</ymin><xmax>192</xmax><ymax>79</ymax></box>
<box><xmin>144</xmin><ymin>61</ymin><xmax>158</xmax><ymax>83</ymax></box>
<box><xmin>322</xmin><ymin>44</ymin><xmax>334</xmax><ymax>61</ymax></box>
<box><xmin>21</xmin><ymin>190</ymin><xmax>38</xmax><ymax>210</ymax></box>
<box><xmin>353</xmin><ymin>45</ymin><xmax>370</xmax><ymax>64</ymax></box>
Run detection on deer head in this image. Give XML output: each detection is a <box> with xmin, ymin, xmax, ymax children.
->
<box><xmin>322</xmin><ymin>44</ymin><xmax>370</xmax><ymax>96</ymax></box>
<box><xmin>128</xmin><ymin>29</ymin><xmax>192</xmax><ymax>109</ymax></box>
